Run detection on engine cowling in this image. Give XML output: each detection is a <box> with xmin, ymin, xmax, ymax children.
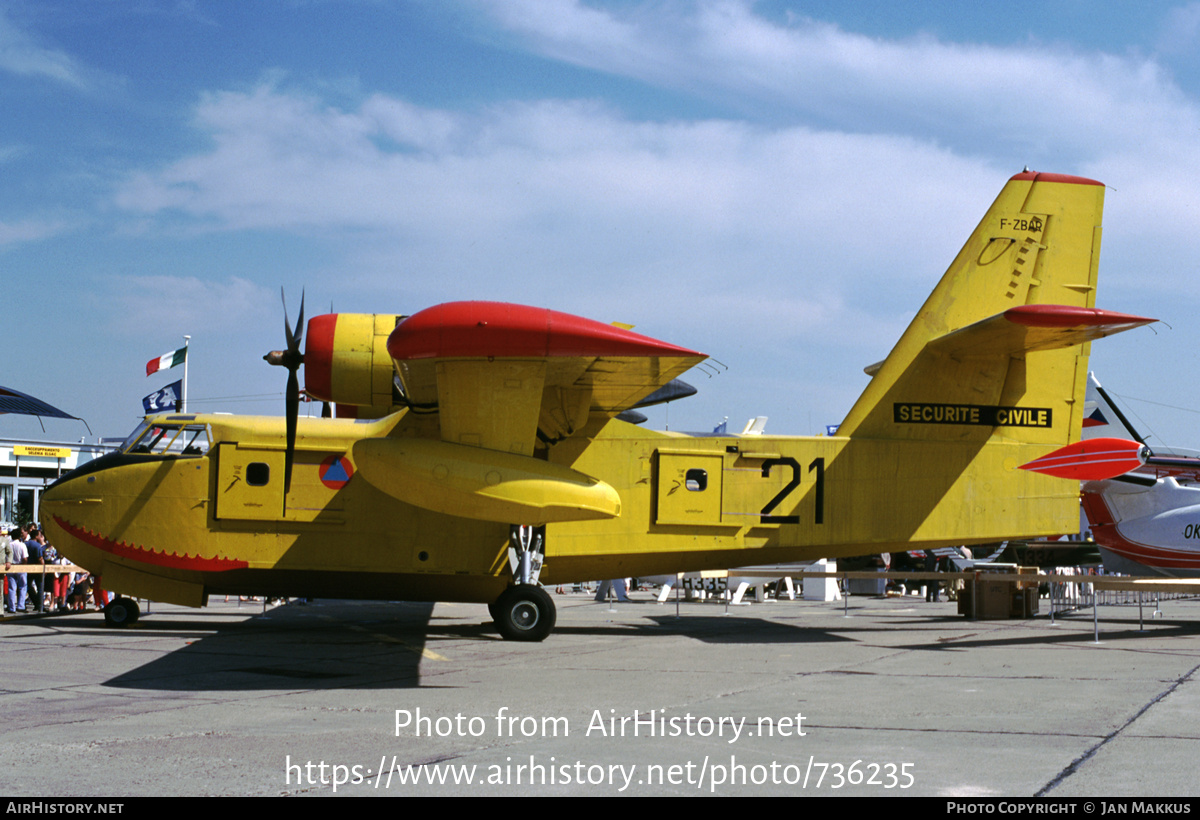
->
<box><xmin>304</xmin><ymin>313</ymin><xmax>402</xmax><ymax>414</ymax></box>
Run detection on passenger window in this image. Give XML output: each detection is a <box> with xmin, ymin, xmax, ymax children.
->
<box><xmin>685</xmin><ymin>469</ymin><xmax>708</xmax><ymax>491</ymax></box>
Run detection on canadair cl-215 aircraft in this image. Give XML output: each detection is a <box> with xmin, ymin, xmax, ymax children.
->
<box><xmin>41</xmin><ymin>171</ymin><xmax>1154</xmax><ymax>640</ymax></box>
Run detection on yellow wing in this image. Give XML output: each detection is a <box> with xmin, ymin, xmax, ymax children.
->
<box><xmin>387</xmin><ymin>301</ymin><xmax>706</xmax><ymax>455</ymax></box>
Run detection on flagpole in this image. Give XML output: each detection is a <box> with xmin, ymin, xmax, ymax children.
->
<box><xmin>182</xmin><ymin>335</ymin><xmax>190</xmax><ymax>413</ymax></box>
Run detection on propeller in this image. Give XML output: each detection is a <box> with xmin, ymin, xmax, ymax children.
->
<box><xmin>264</xmin><ymin>288</ymin><xmax>304</xmax><ymax>503</ymax></box>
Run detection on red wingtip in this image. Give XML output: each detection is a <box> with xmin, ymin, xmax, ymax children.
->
<box><xmin>1019</xmin><ymin>438</ymin><xmax>1145</xmax><ymax>480</ymax></box>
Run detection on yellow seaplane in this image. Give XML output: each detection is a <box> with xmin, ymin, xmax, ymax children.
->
<box><xmin>41</xmin><ymin>171</ymin><xmax>1152</xmax><ymax>639</ymax></box>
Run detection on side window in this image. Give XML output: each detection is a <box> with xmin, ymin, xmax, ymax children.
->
<box><xmin>246</xmin><ymin>463</ymin><xmax>270</xmax><ymax>486</ymax></box>
<box><xmin>656</xmin><ymin>451</ymin><xmax>724</xmax><ymax>526</ymax></box>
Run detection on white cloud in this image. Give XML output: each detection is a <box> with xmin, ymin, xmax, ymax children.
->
<box><xmin>1158</xmin><ymin>2</ymin><xmax>1200</xmax><ymax>56</ymax></box>
<box><xmin>103</xmin><ymin>274</ymin><xmax>275</xmax><ymax>338</ymax></box>
<box><xmin>463</xmin><ymin>0</ymin><xmax>1200</xmax><ymax>302</ymax></box>
<box><xmin>0</xmin><ymin>6</ymin><xmax>90</xmax><ymax>88</ymax></box>
<box><xmin>113</xmin><ymin>86</ymin><xmax>994</xmax><ymax>304</ymax></box>
<box><xmin>0</xmin><ymin>217</ymin><xmax>68</xmax><ymax>247</ymax></box>
<box><xmin>477</xmin><ymin>1</ymin><xmax>1200</xmax><ymax>159</ymax></box>
<box><xmin>110</xmin><ymin>3</ymin><xmax>1200</xmax><ymax>306</ymax></box>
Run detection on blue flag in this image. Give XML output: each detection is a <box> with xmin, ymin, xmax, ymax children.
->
<box><xmin>143</xmin><ymin>380</ymin><xmax>182</xmax><ymax>413</ymax></box>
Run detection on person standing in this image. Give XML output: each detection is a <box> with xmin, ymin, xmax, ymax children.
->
<box><xmin>41</xmin><ymin>536</ymin><xmax>67</xmax><ymax>611</ymax></box>
<box><xmin>25</xmin><ymin>527</ymin><xmax>44</xmax><ymax>611</ymax></box>
<box><xmin>1</xmin><ymin>530</ymin><xmax>12</xmax><ymax>612</ymax></box>
<box><xmin>6</xmin><ymin>526</ymin><xmax>28</xmax><ymax>613</ymax></box>
<box><xmin>924</xmin><ymin>549</ymin><xmax>940</xmax><ymax>603</ymax></box>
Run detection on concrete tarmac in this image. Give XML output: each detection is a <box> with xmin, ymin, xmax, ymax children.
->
<box><xmin>3</xmin><ymin>590</ymin><xmax>1200</xmax><ymax>797</ymax></box>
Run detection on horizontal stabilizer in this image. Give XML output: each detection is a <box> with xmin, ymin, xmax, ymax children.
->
<box><xmin>929</xmin><ymin>305</ymin><xmax>1155</xmax><ymax>359</ymax></box>
<box><xmin>1020</xmin><ymin>437</ymin><xmax>1146</xmax><ymax>479</ymax></box>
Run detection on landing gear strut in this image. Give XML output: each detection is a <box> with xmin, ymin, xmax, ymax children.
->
<box><xmin>492</xmin><ymin>585</ymin><xmax>556</xmax><ymax>642</ymax></box>
<box><xmin>103</xmin><ymin>596</ymin><xmax>141</xmax><ymax>628</ymax></box>
<box><xmin>508</xmin><ymin>524</ymin><xmax>545</xmax><ymax>586</ymax></box>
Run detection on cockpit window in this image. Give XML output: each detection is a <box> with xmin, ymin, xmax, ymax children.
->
<box><xmin>121</xmin><ymin>421</ymin><xmax>212</xmax><ymax>456</ymax></box>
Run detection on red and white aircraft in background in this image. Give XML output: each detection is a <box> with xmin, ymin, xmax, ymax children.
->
<box><xmin>1023</xmin><ymin>373</ymin><xmax>1200</xmax><ymax>577</ymax></box>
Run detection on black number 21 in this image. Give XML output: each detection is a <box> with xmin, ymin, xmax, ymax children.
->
<box><xmin>759</xmin><ymin>457</ymin><xmax>824</xmax><ymax>525</ymax></box>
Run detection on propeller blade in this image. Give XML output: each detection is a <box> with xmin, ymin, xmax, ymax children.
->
<box><xmin>282</xmin><ymin>288</ymin><xmax>305</xmax><ymax>353</ymax></box>
<box><xmin>282</xmin><ymin>289</ymin><xmax>293</xmax><ymax>348</ymax></box>
<box><xmin>294</xmin><ymin>291</ymin><xmax>304</xmax><ymax>350</ymax></box>
<box><xmin>271</xmin><ymin>288</ymin><xmax>306</xmax><ymax>510</ymax></box>
<box><xmin>285</xmin><ymin>367</ymin><xmax>298</xmax><ymax>496</ymax></box>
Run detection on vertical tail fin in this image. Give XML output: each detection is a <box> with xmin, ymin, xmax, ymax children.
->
<box><xmin>1082</xmin><ymin>372</ymin><xmax>1146</xmax><ymax>443</ymax></box>
<box><xmin>837</xmin><ymin>171</ymin><xmax>1147</xmax><ymax>447</ymax></box>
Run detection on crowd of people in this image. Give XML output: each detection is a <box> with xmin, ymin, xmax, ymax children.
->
<box><xmin>1</xmin><ymin>524</ymin><xmax>108</xmax><ymax>615</ymax></box>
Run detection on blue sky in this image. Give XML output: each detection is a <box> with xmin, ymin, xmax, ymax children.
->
<box><xmin>5</xmin><ymin>0</ymin><xmax>1200</xmax><ymax>447</ymax></box>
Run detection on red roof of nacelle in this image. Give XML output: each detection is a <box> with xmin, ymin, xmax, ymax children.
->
<box><xmin>387</xmin><ymin>301</ymin><xmax>704</xmax><ymax>360</ymax></box>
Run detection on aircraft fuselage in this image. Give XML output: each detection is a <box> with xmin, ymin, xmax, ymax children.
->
<box><xmin>42</xmin><ymin>409</ymin><xmax>1079</xmax><ymax>609</ymax></box>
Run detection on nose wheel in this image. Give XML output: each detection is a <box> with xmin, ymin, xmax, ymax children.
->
<box><xmin>491</xmin><ymin>585</ymin><xmax>556</xmax><ymax>642</ymax></box>
<box><xmin>103</xmin><ymin>596</ymin><xmax>141</xmax><ymax>628</ymax></box>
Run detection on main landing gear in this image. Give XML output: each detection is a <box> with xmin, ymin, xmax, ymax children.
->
<box><xmin>103</xmin><ymin>596</ymin><xmax>141</xmax><ymax>628</ymax></box>
<box><xmin>489</xmin><ymin>524</ymin><xmax>555</xmax><ymax>641</ymax></box>
<box><xmin>490</xmin><ymin>585</ymin><xmax>556</xmax><ymax>642</ymax></box>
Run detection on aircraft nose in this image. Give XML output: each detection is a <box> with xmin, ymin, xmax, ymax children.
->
<box><xmin>43</xmin><ymin>469</ymin><xmax>101</xmax><ymax>506</ymax></box>
<box><xmin>40</xmin><ymin>470</ymin><xmax>106</xmax><ymax>540</ymax></box>
<box><xmin>39</xmin><ymin>467</ymin><xmax>118</xmax><ymax>578</ymax></box>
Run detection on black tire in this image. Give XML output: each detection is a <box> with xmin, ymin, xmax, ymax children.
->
<box><xmin>492</xmin><ymin>585</ymin><xmax>556</xmax><ymax>642</ymax></box>
<box><xmin>103</xmin><ymin>597</ymin><xmax>140</xmax><ymax>628</ymax></box>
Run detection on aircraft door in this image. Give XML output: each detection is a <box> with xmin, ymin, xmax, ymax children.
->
<box><xmin>655</xmin><ymin>451</ymin><xmax>724</xmax><ymax>526</ymax></box>
<box><xmin>214</xmin><ymin>444</ymin><xmax>286</xmax><ymax>521</ymax></box>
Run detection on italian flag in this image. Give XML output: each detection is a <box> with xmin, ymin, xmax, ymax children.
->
<box><xmin>146</xmin><ymin>346</ymin><xmax>187</xmax><ymax>377</ymax></box>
